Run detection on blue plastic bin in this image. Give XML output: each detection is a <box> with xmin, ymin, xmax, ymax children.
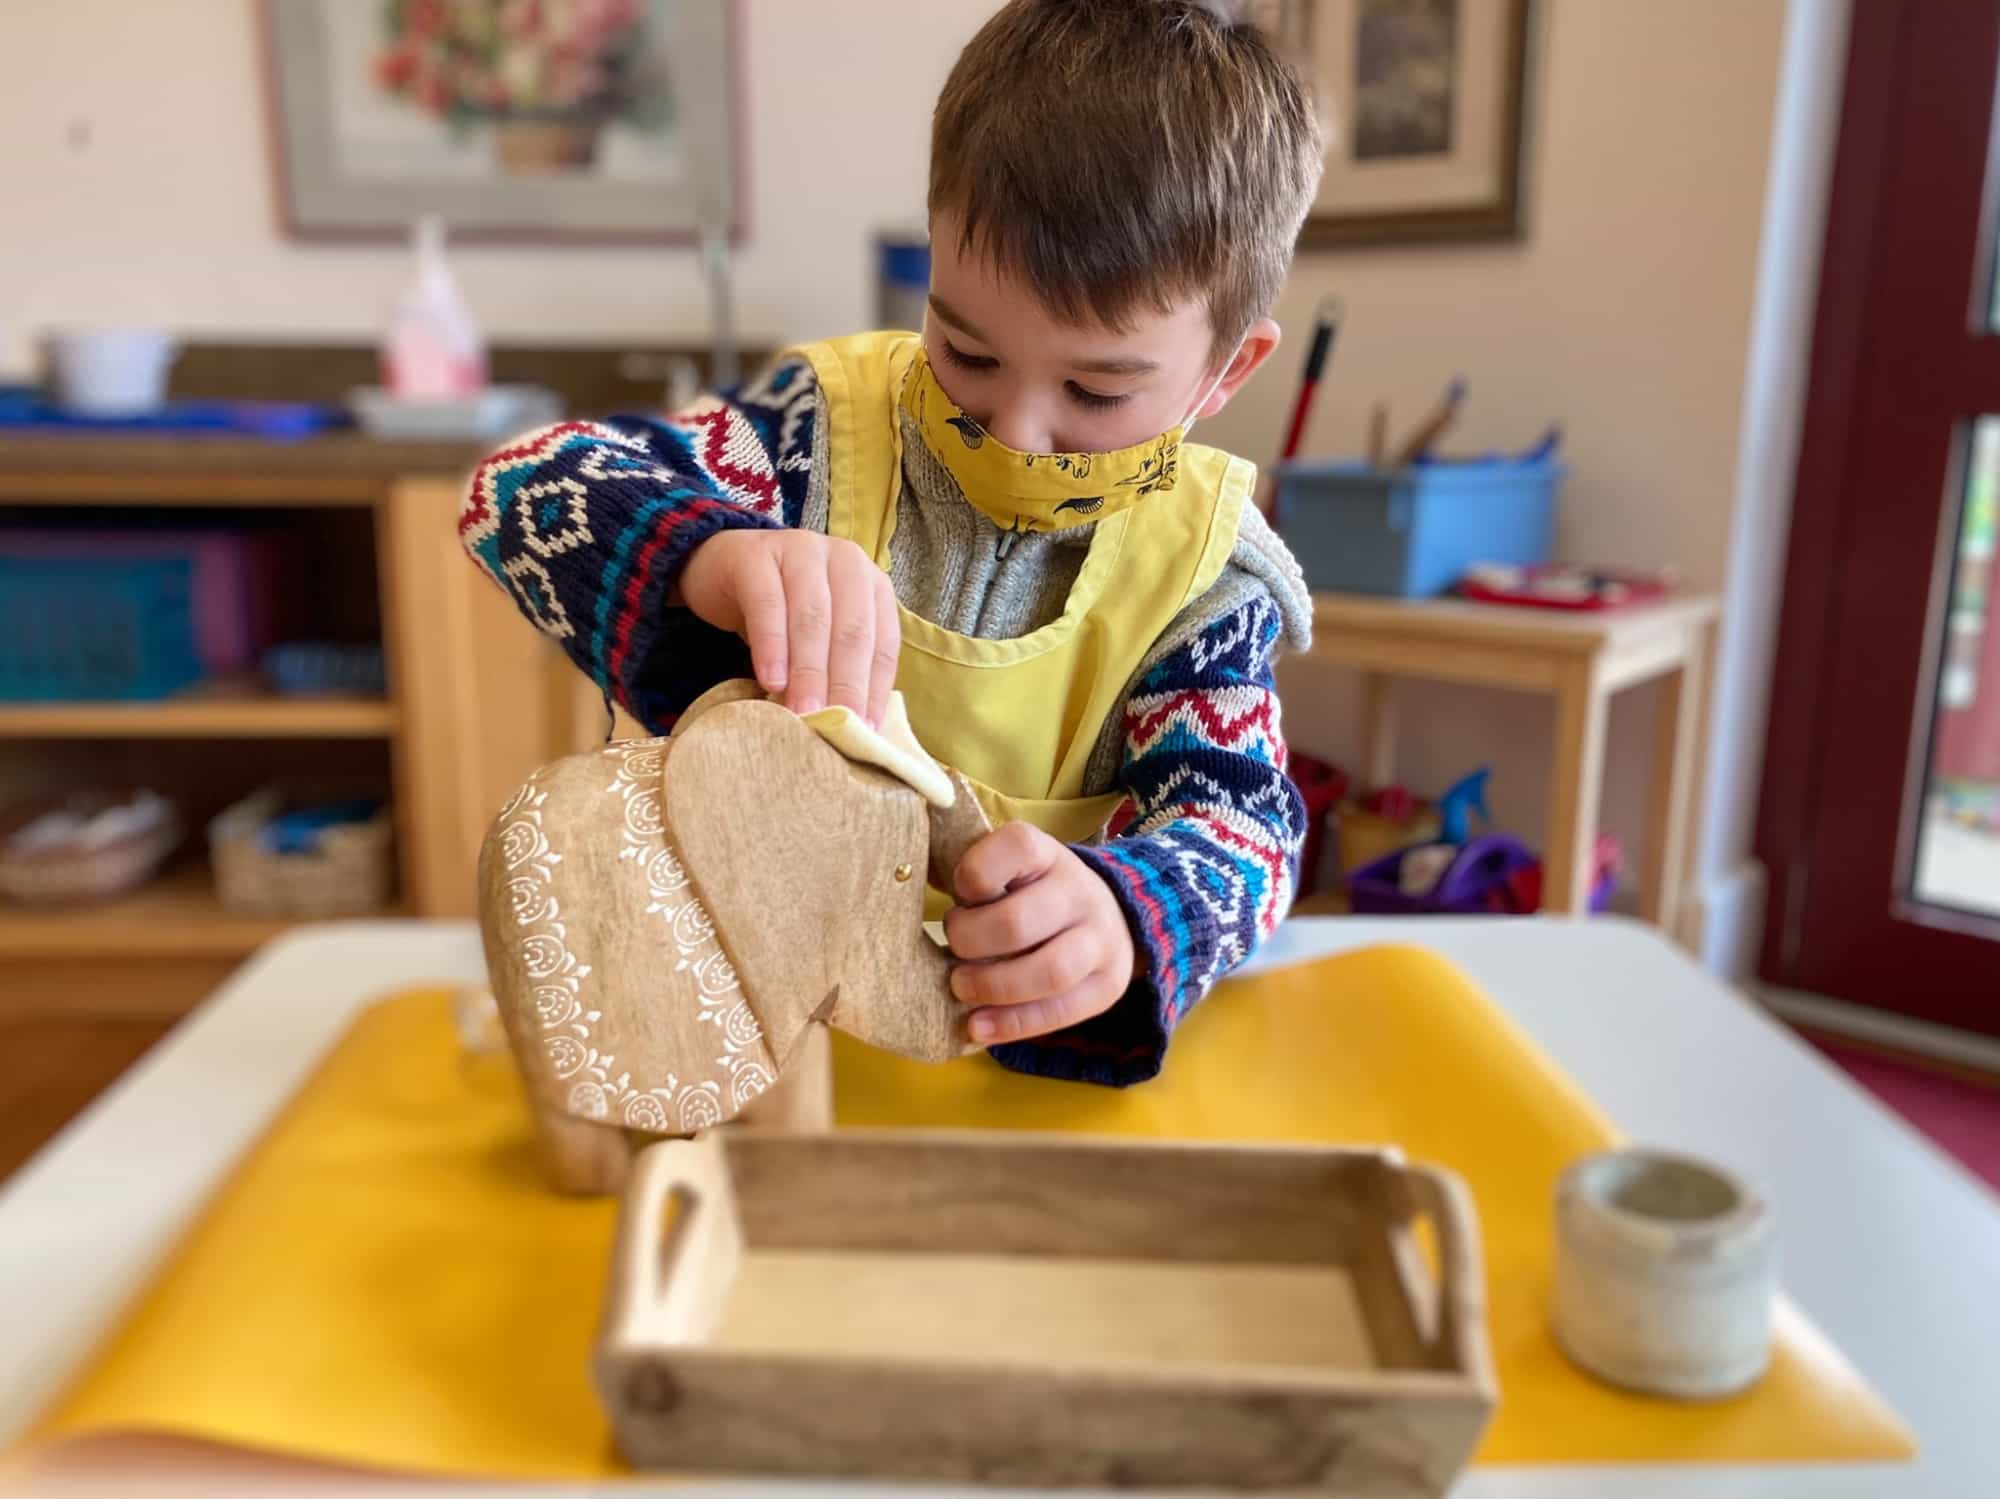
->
<box><xmin>0</xmin><ymin>558</ymin><xmax>204</xmax><ymax>701</ymax></box>
<box><xmin>263</xmin><ymin>642</ymin><xmax>388</xmax><ymax>699</ymax></box>
<box><xmin>1273</xmin><ymin>458</ymin><xmax>1563</xmax><ymax>598</ymax></box>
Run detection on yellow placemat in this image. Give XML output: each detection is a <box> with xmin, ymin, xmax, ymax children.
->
<box><xmin>29</xmin><ymin>946</ymin><xmax>1912</xmax><ymax>1477</ymax></box>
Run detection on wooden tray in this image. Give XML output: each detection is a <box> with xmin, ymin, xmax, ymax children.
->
<box><xmin>596</xmin><ymin>1129</ymin><xmax>1496</xmax><ymax>1493</ymax></box>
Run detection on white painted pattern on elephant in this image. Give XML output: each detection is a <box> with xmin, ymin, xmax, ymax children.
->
<box><xmin>608</xmin><ymin>742</ymin><xmax>774</xmax><ymax>1116</ymax></box>
<box><xmin>495</xmin><ymin>758</ymin><xmax>659</xmax><ymax>1125</ymax></box>
<box><xmin>501</xmin><ymin>743</ymin><xmax>775</xmax><ymax>1130</ymax></box>
<box><xmin>532</xmin><ymin>983</ymin><xmax>580</xmax><ymax>1027</ymax></box>
<box><xmin>643</xmin><ymin>845</ymin><xmax>689</xmax><ymax>894</ymax></box>
<box><xmin>504</xmin><ymin>874</ymin><xmax>557</xmax><ymax>925</ymax></box>
<box><xmin>622</xmin><ymin>781</ymin><xmax>665</xmax><ymax>838</ymax></box>
<box><xmin>495</xmin><ymin>779</ymin><xmax>605</xmax><ymax>1111</ymax></box>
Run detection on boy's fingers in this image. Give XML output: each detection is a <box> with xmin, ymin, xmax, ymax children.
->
<box><xmin>779</xmin><ymin>544</ymin><xmax>832</xmax><ymax>715</ymax></box>
<box><xmin>943</xmin><ymin>873</ymin><xmax>1073</xmax><ymax>961</ymax></box>
<box><xmin>967</xmin><ymin>968</ymin><xmax>1122</xmax><ymax>1045</ymax></box>
<box><xmin>953</xmin><ymin>821</ymin><xmax>1057</xmax><ymax>906</ymax></box>
<box><xmin>732</xmin><ymin>547</ymin><xmax>790</xmax><ymax>694</ymax></box>
<box><xmin>823</xmin><ymin>545</ymin><xmax>876</xmax><ymax>717</ymax></box>
<box><xmin>867</xmin><ymin>575</ymin><xmax>901</xmax><ymax>730</ymax></box>
<box><xmin>951</xmin><ymin>923</ymin><xmax>1097</xmax><ymax>1007</ymax></box>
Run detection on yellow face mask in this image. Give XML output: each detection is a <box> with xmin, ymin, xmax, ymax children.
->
<box><xmin>900</xmin><ymin>350</ymin><xmax>1191</xmax><ymax>536</ymax></box>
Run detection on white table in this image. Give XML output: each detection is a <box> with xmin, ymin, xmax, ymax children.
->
<box><xmin>3</xmin><ymin>917</ymin><xmax>1996</xmax><ymax>1498</ymax></box>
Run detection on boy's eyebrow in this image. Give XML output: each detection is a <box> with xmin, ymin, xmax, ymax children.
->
<box><xmin>929</xmin><ymin>295</ymin><xmax>1159</xmax><ymax>377</ymax></box>
<box><xmin>1070</xmin><ymin>353</ymin><xmax>1161</xmax><ymax>377</ymax></box>
<box><xmin>928</xmin><ymin>295</ymin><xmax>986</xmax><ymax>341</ymax></box>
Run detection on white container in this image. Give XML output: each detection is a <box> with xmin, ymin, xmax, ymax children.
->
<box><xmin>1552</xmin><ymin>1148</ymin><xmax>1776</xmax><ymax>1400</ymax></box>
<box><xmin>45</xmin><ymin>329</ymin><xmax>179</xmax><ymax>416</ymax></box>
<box><xmin>348</xmin><ymin>384</ymin><xmax>562</xmax><ymax>442</ymax></box>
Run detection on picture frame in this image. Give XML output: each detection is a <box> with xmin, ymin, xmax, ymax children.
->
<box><xmin>1265</xmin><ymin>0</ymin><xmax>1532</xmax><ymax>249</ymax></box>
<box><xmin>261</xmin><ymin>0</ymin><xmax>740</xmax><ymax>243</ymax></box>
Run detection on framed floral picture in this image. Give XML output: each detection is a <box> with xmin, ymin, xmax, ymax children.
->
<box><xmin>263</xmin><ymin>0</ymin><xmax>738</xmax><ymax>241</ymax></box>
<box><xmin>1260</xmin><ymin>0</ymin><xmax>1532</xmax><ymax>247</ymax></box>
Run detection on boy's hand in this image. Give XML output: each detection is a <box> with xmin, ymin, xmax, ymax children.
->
<box><xmin>943</xmin><ymin>823</ymin><xmax>1139</xmax><ymax>1046</ymax></box>
<box><xmin>678</xmin><ymin>530</ymin><xmax>900</xmax><ymax>725</ymax></box>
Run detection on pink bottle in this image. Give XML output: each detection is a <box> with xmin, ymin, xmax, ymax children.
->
<box><xmin>382</xmin><ymin>216</ymin><xmax>487</xmax><ymax>400</ymax></box>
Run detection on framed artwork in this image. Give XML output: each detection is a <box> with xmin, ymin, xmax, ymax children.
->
<box><xmin>1262</xmin><ymin>0</ymin><xmax>1532</xmax><ymax>248</ymax></box>
<box><xmin>262</xmin><ymin>0</ymin><xmax>738</xmax><ymax>242</ymax></box>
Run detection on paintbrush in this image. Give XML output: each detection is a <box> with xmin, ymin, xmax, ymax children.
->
<box><xmin>1386</xmin><ymin>376</ymin><xmax>1467</xmax><ymax>469</ymax></box>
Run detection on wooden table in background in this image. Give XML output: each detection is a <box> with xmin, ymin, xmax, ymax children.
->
<box><xmin>1307</xmin><ymin>593</ymin><xmax>1722</xmax><ymax>928</ymax></box>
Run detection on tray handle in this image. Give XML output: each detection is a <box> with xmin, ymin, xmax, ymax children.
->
<box><xmin>1400</xmin><ymin>1163</ymin><xmax>1496</xmax><ymax>1387</ymax></box>
<box><xmin>602</xmin><ymin>1136</ymin><xmax>743</xmax><ymax>1352</ymax></box>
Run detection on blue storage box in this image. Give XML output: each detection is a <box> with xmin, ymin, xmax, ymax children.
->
<box><xmin>0</xmin><ymin>557</ymin><xmax>204</xmax><ymax>701</ymax></box>
<box><xmin>1273</xmin><ymin>458</ymin><xmax>1563</xmax><ymax>598</ymax></box>
<box><xmin>262</xmin><ymin>642</ymin><xmax>388</xmax><ymax>699</ymax></box>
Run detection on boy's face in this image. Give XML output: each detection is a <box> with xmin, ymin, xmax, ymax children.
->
<box><xmin>923</xmin><ymin>210</ymin><xmax>1279</xmax><ymax>456</ymax></box>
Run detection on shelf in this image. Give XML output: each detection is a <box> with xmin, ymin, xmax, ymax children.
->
<box><xmin>0</xmin><ymin>432</ymin><xmax>483</xmax><ymax>506</ymax></box>
<box><xmin>0</xmin><ymin>865</ymin><xmax>294</xmax><ymax>960</ymax></box>
<box><xmin>0</xmin><ymin>682</ymin><xmax>397</xmax><ymax>739</ymax></box>
<box><xmin>0</xmin><ymin>863</ymin><xmax>405</xmax><ymax>961</ymax></box>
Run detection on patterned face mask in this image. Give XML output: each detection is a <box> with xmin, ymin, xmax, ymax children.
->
<box><xmin>900</xmin><ymin>348</ymin><xmax>1227</xmax><ymax>536</ymax></box>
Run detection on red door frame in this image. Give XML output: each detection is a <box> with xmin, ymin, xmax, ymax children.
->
<box><xmin>1757</xmin><ymin>0</ymin><xmax>2000</xmax><ymax>1028</ymax></box>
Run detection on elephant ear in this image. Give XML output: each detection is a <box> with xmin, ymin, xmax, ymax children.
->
<box><xmin>672</xmin><ymin>677</ymin><xmax>763</xmax><ymax>733</ymax></box>
<box><xmin>665</xmin><ymin>699</ymin><xmax>963</xmax><ymax>1066</ymax></box>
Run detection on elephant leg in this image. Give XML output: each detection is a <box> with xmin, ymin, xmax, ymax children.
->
<box><xmin>532</xmin><ymin>1104</ymin><xmax>637</xmax><ymax>1195</ymax></box>
<box><xmin>736</xmin><ymin>1023</ymin><xmax>833</xmax><ymax>1133</ymax></box>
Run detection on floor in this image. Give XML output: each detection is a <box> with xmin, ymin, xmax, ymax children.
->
<box><xmin>1806</xmin><ymin>1032</ymin><xmax>2000</xmax><ymax>1194</ymax></box>
<box><xmin>0</xmin><ymin>1017</ymin><xmax>175</xmax><ymax>1183</ymax></box>
<box><xmin>1913</xmin><ymin>805</ymin><xmax>2000</xmax><ymax>919</ymax></box>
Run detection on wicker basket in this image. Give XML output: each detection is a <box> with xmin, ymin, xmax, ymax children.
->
<box><xmin>209</xmin><ymin>788</ymin><xmax>394</xmax><ymax>917</ymax></box>
<box><xmin>0</xmin><ymin>788</ymin><xmax>182</xmax><ymax>904</ymax></box>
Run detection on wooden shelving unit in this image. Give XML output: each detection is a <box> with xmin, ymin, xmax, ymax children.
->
<box><xmin>0</xmin><ymin>435</ymin><xmax>588</xmax><ymax>1019</ymax></box>
<box><xmin>0</xmin><ymin>865</ymin><xmax>295</xmax><ymax>961</ymax></box>
<box><xmin>0</xmin><ymin>684</ymin><xmax>397</xmax><ymax>740</ymax></box>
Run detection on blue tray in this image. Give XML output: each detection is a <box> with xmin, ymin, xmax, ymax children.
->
<box><xmin>0</xmin><ymin>387</ymin><xmax>348</xmax><ymax>441</ymax></box>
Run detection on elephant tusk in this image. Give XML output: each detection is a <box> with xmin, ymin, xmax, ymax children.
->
<box><xmin>926</xmin><ymin>769</ymin><xmax>993</xmax><ymax>897</ymax></box>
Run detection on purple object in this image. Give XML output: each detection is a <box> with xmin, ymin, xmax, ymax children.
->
<box><xmin>1346</xmin><ymin>834</ymin><xmax>1615</xmax><ymax>916</ymax></box>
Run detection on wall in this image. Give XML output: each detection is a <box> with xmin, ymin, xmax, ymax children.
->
<box><xmin>2</xmin><ymin>0</ymin><xmax>1800</xmax><ymax>943</ymax></box>
<box><xmin>1199</xmin><ymin>0</ymin><xmax>1793</xmax><ymax>914</ymax></box>
<box><xmin>1692</xmin><ymin>0</ymin><xmax>1850</xmax><ymax>976</ymax></box>
<box><xmin>0</xmin><ymin>0</ymin><xmax>967</xmax><ymax>366</ymax></box>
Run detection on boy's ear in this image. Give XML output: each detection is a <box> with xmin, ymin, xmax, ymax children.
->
<box><xmin>1196</xmin><ymin>316</ymin><xmax>1283</xmax><ymax>420</ymax></box>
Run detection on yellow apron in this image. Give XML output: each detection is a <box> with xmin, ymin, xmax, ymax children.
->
<box><xmin>799</xmin><ymin>332</ymin><xmax>1251</xmax><ymax>912</ymax></box>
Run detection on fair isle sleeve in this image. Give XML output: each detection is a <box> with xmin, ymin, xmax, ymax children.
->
<box><xmin>989</xmin><ymin>595</ymin><xmax>1305</xmax><ymax>1087</ymax></box>
<box><xmin>456</xmin><ymin>356</ymin><xmax>821</xmax><ymax>733</ymax></box>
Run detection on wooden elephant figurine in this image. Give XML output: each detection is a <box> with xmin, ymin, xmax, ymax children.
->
<box><xmin>478</xmin><ymin>680</ymin><xmax>991</xmax><ymax>1194</ymax></box>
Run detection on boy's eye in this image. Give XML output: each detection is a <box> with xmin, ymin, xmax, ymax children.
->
<box><xmin>939</xmin><ymin>340</ymin><xmax>998</xmax><ymax>372</ymax></box>
<box><xmin>1067</xmin><ymin>382</ymin><xmax>1131</xmax><ymax>412</ymax></box>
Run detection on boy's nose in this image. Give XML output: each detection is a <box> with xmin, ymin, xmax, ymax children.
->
<box><xmin>981</xmin><ymin>401</ymin><xmax>1053</xmax><ymax>456</ymax></box>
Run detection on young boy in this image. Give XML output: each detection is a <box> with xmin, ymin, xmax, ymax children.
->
<box><xmin>459</xmin><ymin>0</ymin><xmax>1323</xmax><ymax>1086</ymax></box>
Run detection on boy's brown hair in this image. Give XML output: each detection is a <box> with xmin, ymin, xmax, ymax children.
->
<box><xmin>930</xmin><ymin>0</ymin><xmax>1323</xmax><ymax>357</ymax></box>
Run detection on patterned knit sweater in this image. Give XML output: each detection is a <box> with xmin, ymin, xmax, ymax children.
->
<box><xmin>458</xmin><ymin>351</ymin><xmax>1313</xmax><ymax>1087</ymax></box>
